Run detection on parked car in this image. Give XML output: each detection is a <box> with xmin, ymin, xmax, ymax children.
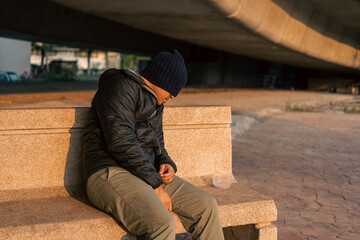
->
<box><xmin>0</xmin><ymin>71</ymin><xmax>22</xmax><ymax>82</ymax></box>
<box><xmin>0</xmin><ymin>72</ymin><xmax>8</xmax><ymax>82</ymax></box>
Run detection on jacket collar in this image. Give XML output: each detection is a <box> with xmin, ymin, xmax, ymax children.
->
<box><xmin>125</xmin><ymin>69</ymin><xmax>158</xmax><ymax>100</ymax></box>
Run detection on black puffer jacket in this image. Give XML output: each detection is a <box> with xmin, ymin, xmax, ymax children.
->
<box><xmin>82</xmin><ymin>69</ymin><xmax>177</xmax><ymax>189</ymax></box>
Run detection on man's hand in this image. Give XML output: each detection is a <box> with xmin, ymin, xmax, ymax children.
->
<box><xmin>154</xmin><ymin>185</ymin><xmax>172</xmax><ymax>212</ymax></box>
<box><xmin>159</xmin><ymin>164</ymin><xmax>175</xmax><ymax>184</ymax></box>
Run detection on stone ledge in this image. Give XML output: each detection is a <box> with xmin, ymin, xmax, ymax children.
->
<box><xmin>0</xmin><ymin>106</ymin><xmax>231</xmax><ymax>131</ymax></box>
<box><xmin>0</xmin><ymin>180</ymin><xmax>276</xmax><ymax>239</ymax></box>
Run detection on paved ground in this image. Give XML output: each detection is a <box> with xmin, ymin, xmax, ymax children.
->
<box><xmin>0</xmin><ymin>87</ymin><xmax>353</xmax><ymax>110</ymax></box>
<box><xmin>232</xmin><ymin>106</ymin><xmax>360</xmax><ymax>239</ymax></box>
<box><xmin>0</xmin><ymin>81</ymin><xmax>98</xmax><ymax>94</ymax></box>
<box><xmin>1</xmin><ymin>85</ymin><xmax>359</xmax><ymax>239</ymax></box>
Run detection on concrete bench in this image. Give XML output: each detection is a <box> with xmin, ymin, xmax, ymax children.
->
<box><xmin>0</xmin><ymin>106</ymin><xmax>277</xmax><ymax>239</ymax></box>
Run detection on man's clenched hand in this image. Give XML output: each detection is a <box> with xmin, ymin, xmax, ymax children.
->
<box><xmin>159</xmin><ymin>164</ymin><xmax>175</xmax><ymax>184</ymax></box>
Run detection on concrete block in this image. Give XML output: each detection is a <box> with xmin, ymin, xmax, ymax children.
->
<box><xmin>256</xmin><ymin>223</ymin><xmax>278</xmax><ymax>240</ymax></box>
<box><xmin>0</xmin><ymin>181</ymin><xmax>276</xmax><ymax>239</ymax></box>
<box><xmin>0</xmin><ymin>106</ymin><xmax>232</xmax><ymax>191</ymax></box>
<box><xmin>0</xmin><ymin>106</ymin><xmax>277</xmax><ymax>239</ymax></box>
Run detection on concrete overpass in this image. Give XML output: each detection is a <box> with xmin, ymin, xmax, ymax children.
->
<box><xmin>49</xmin><ymin>0</ymin><xmax>360</xmax><ymax>71</ymax></box>
<box><xmin>0</xmin><ymin>0</ymin><xmax>359</xmax><ymax>86</ymax></box>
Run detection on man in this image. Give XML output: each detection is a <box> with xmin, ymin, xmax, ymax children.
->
<box><xmin>82</xmin><ymin>50</ymin><xmax>224</xmax><ymax>240</ymax></box>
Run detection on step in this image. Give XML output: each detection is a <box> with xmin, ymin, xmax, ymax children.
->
<box><xmin>0</xmin><ymin>177</ymin><xmax>276</xmax><ymax>239</ymax></box>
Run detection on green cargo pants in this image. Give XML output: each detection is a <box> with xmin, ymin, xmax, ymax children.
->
<box><xmin>86</xmin><ymin>166</ymin><xmax>225</xmax><ymax>240</ymax></box>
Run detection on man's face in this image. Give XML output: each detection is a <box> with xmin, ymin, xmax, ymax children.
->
<box><xmin>140</xmin><ymin>75</ymin><xmax>175</xmax><ymax>105</ymax></box>
<box><xmin>155</xmin><ymin>88</ymin><xmax>174</xmax><ymax>105</ymax></box>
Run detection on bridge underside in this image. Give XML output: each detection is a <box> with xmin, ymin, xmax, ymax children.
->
<box><xmin>1</xmin><ymin>0</ymin><xmax>360</xmax><ymax>71</ymax></box>
<box><xmin>49</xmin><ymin>0</ymin><xmax>360</xmax><ymax>71</ymax></box>
<box><xmin>0</xmin><ymin>0</ymin><xmax>359</xmax><ymax>89</ymax></box>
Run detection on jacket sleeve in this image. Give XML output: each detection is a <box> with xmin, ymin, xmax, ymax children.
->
<box><xmin>94</xmin><ymin>74</ymin><xmax>162</xmax><ymax>189</ymax></box>
<box><xmin>151</xmin><ymin>105</ymin><xmax>178</xmax><ymax>173</ymax></box>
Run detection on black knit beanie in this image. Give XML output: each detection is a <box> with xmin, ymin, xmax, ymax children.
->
<box><xmin>140</xmin><ymin>49</ymin><xmax>187</xmax><ymax>97</ymax></box>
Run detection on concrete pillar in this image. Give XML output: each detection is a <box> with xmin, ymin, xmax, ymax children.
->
<box><xmin>87</xmin><ymin>49</ymin><xmax>91</xmax><ymax>76</ymax></box>
<box><xmin>255</xmin><ymin>223</ymin><xmax>277</xmax><ymax>240</ymax></box>
<box><xmin>105</xmin><ymin>52</ymin><xmax>109</xmax><ymax>69</ymax></box>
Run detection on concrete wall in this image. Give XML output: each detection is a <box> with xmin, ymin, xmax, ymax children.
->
<box><xmin>0</xmin><ymin>37</ymin><xmax>30</xmax><ymax>75</ymax></box>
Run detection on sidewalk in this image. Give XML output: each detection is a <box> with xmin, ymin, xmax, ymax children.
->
<box><xmin>232</xmin><ymin>105</ymin><xmax>360</xmax><ymax>239</ymax></box>
<box><xmin>179</xmin><ymin>91</ymin><xmax>360</xmax><ymax>239</ymax></box>
<box><xmin>0</xmin><ymin>88</ymin><xmax>353</xmax><ymax>111</ymax></box>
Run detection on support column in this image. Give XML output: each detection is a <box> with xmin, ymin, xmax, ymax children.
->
<box><xmin>255</xmin><ymin>223</ymin><xmax>277</xmax><ymax>240</ymax></box>
<box><xmin>87</xmin><ymin>49</ymin><xmax>92</xmax><ymax>76</ymax></box>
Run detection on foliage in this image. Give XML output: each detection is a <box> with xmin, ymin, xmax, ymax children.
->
<box><xmin>344</xmin><ymin>106</ymin><xmax>360</xmax><ymax>114</ymax></box>
<box><xmin>31</xmin><ymin>42</ymin><xmax>53</xmax><ymax>51</ymax></box>
<box><xmin>285</xmin><ymin>104</ymin><xmax>318</xmax><ymax>112</ymax></box>
<box><xmin>285</xmin><ymin>100</ymin><xmax>319</xmax><ymax>112</ymax></box>
<box><xmin>121</xmin><ymin>54</ymin><xmax>151</xmax><ymax>71</ymax></box>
